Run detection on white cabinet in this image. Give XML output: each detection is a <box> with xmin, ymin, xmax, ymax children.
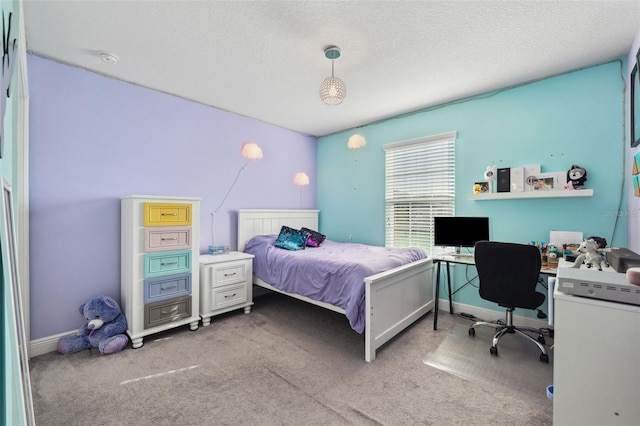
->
<box><xmin>553</xmin><ymin>286</ymin><xmax>640</xmax><ymax>425</ymax></box>
<box><xmin>121</xmin><ymin>195</ymin><xmax>201</xmax><ymax>348</ymax></box>
<box><xmin>199</xmin><ymin>252</ymin><xmax>254</xmax><ymax>326</ymax></box>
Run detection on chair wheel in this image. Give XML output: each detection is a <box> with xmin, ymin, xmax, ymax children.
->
<box><xmin>537</xmin><ymin>335</ymin><xmax>546</xmax><ymax>345</ymax></box>
<box><xmin>468</xmin><ymin>328</ymin><xmax>475</xmax><ymax>337</ymax></box>
<box><xmin>540</xmin><ymin>353</ymin><xmax>549</xmax><ymax>363</ymax></box>
<box><xmin>490</xmin><ymin>346</ymin><xmax>498</xmax><ymax>356</ymax></box>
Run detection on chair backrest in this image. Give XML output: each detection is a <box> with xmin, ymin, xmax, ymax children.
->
<box><xmin>473</xmin><ymin>240</ymin><xmax>543</xmax><ymax>309</ymax></box>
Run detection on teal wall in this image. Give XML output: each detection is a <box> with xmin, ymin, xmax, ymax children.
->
<box><xmin>317</xmin><ymin>61</ymin><xmax>627</xmax><ymax>318</ymax></box>
<box><xmin>1</xmin><ymin>0</ymin><xmax>26</xmax><ymax>424</ymax></box>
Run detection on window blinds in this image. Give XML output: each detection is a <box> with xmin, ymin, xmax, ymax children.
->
<box><xmin>384</xmin><ymin>132</ymin><xmax>456</xmax><ymax>255</ymax></box>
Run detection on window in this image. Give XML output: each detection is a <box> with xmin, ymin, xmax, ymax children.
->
<box><xmin>384</xmin><ymin>132</ymin><xmax>456</xmax><ymax>255</ymax></box>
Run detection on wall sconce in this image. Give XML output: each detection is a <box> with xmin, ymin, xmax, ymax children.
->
<box><xmin>210</xmin><ymin>141</ymin><xmax>263</xmax><ymax>253</ymax></box>
<box><xmin>348</xmin><ymin>134</ymin><xmax>366</xmax><ymax>149</ymax></box>
<box><xmin>240</xmin><ymin>141</ymin><xmax>263</xmax><ymax>160</ymax></box>
<box><xmin>293</xmin><ymin>172</ymin><xmax>310</xmax><ymax>208</ymax></box>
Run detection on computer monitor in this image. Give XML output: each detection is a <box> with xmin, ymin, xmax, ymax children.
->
<box><xmin>434</xmin><ymin>216</ymin><xmax>490</xmax><ymax>249</ymax></box>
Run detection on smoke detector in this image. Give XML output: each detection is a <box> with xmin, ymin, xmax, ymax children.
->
<box><xmin>98</xmin><ymin>51</ymin><xmax>119</xmax><ymax>64</ymax></box>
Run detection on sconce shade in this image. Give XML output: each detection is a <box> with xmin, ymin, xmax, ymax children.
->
<box><xmin>293</xmin><ymin>172</ymin><xmax>310</xmax><ymax>186</ymax></box>
<box><xmin>348</xmin><ymin>134</ymin><xmax>366</xmax><ymax>149</ymax></box>
<box><xmin>241</xmin><ymin>142</ymin><xmax>263</xmax><ymax>160</ymax></box>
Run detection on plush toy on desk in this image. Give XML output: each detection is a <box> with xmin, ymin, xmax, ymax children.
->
<box><xmin>57</xmin><ymin>295</ymin><xmax>129</xmax><ymax>355</ymax></box>
<box><xmin>571</xmin><ymin>238</ymin><xmax>608</xmax><ymax>271</ymax></box>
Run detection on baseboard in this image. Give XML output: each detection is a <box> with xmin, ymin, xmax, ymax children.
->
<box><xmin>438</xmin><ymin>299</ymin><xmax>552</xmax><ymax>330</ymax></box>
<box><xmin>30</xmin><ymin>300</ymin><xmax>549</xmax><ymax>359</ymax></box>
<box><xmin>29</xmin><ymin>330</ymin><xmax>76</xmax><ymax>358</ymax></box>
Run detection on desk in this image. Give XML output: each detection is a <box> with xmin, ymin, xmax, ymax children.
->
<box><xmin>432</xmin><ymin>255</ymin><xmax>557</xmax><ymax>330</ymax></box>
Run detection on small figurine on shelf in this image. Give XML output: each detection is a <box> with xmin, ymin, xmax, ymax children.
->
<box><xmin>484</xmin><ymin>165</ymin><xmax>497</xmax><ymax>193</ymax></box>
<box><xmin>567</xmin><ymin>164</ymin><xmax>587</xmax><ymax>189</ymax></box>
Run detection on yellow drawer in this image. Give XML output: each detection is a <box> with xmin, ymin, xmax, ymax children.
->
<box><xmin>144</xmin><ymin>202</ymin><xmax>192</xmax><ymax>227</ymax></box>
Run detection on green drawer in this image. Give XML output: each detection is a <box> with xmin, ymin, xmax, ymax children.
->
<box><xmin>144</xmin><ymin>250</ymin><xmax>191</xmax><ymax>278</ymax></box>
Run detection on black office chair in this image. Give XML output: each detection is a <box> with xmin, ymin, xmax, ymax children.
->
<box><xmin>468</xmin><ymin>240</ymin><xmax>549</xmax><ymax>363</ymax></box>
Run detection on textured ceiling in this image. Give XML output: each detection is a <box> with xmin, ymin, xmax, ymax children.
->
<box><xmin>23</xmin><ymin>1</ymin><xmax>640</xmax><ymax>137</ymax></box>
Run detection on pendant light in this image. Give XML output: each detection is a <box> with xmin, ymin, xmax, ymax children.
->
<box><xmin>319</xmin><ymin>46</ymin><xmax>346</xmax><ymax>105</ymax></box>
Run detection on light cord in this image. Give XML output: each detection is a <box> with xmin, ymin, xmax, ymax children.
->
<box><xmin>210</xmin><ymin>160</ymin><xmax>250</xmax><ymax>247</ymax></box>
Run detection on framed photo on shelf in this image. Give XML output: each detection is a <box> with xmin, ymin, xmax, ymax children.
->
<box><xmin>532</xmin><ymin>177</ymin><xmax>555</xmax><ymax>191</ymax></box>
<box><xmin>473</xmin><ymin>181</ymin><xmax>490</xmax><ymax>194</ymax></box>
<box><xmin>527</xmin><ymin>171</ymin><xmax>565</xmax><ymax>191</ymax></box>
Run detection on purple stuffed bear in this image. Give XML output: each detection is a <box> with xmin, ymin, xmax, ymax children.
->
<box><xmin>57</xmin><ymin>295</ymin><xmax>129</xmax><ymax>355</ymax></box>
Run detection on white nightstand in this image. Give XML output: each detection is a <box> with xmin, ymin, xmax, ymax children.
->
<box><xmin>199</xmin><ymin>252</ymin><xmax>254</xmax><ymax>326</ymax></box>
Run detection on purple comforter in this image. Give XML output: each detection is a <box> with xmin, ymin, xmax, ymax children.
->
<box><xmin>244</xmin><ymin>235</ymin><xmax>427</xmax><ymax>333</ymax></box>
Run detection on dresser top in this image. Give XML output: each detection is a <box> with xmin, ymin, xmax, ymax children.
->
<box><xmin>121</xmin><ymin>194</ymin><xmax>202</xmax><ymax>201</ymax></box>
<box><xmin>199</xmin><ymin>252</ymin><xmax>254</xmax><ymax>264</ymax></box>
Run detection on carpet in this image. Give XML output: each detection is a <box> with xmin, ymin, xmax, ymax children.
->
<box><xmin>30</xmin><ymin>295</ymin><xmax>554</xmax><ymax>425</ymax></box>
<box><xmin>423</xmin><ymin>322</ymin><xmax>553</xmax><ymax>405</ymax></box>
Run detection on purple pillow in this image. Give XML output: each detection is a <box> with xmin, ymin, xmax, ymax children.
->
<box><xmin>301</xmin><ymin>227</ymin><xmax>326</xmax><ymax>247</ymax></box>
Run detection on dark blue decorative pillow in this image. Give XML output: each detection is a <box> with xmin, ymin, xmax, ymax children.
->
<box><xmin>273</xmin><ymin>226</ymin><xmax>310</xmax><ymax>251</ymax></box>
<box><xmin>301</xmin><ymin>227</ymin><xmax>326</xmax><ymax>247</ymax></box>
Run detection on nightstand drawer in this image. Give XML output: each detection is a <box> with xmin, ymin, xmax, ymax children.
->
<box><xmin>144</xmin><ymin>296</ymin><xmax>191</xmax><ymax>329</ymax></box>
<box><xmin>144</xmin><ymin>202</ymin><xmax>192</xmax><ymax>226</ymax></box>
<box><xmin>144</xmin><ymin>227</ymin><xmax>192</xmax><ymax>252</ymax></box>
<box><xmin>144</xmin><ymin>273</ymin><xmax>191</xmax><ymax>304</ymax></box>
<box><xmin>212</xmin><ymin>283</ymin><xmax>247</xmax><ymax>309</ymax></box>
<box><xmin>209</xmin><ymin>261</ymin><xmax>249</xmax><ymax>287</ymax></box>
<box><xmin>144</xmin><ymin>250</ymin><xmax>191</xmax><ymax>278</ymax></box>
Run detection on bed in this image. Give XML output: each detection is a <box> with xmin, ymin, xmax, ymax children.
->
<box><xmin>237</xmin><ymin>209</ymin><xmax>435</xmax><ymax>362</ymax></box>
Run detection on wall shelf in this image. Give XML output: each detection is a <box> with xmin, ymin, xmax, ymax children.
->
<box><xmin>468</xmin><ymin>189</ymin><xmax>593</xmax><ymax>200</ymax></box>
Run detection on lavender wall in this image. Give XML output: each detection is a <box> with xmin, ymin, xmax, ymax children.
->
<box><xmin>28</xmin><ymin>54</ymin><xmax>317</xmax><ymax>340</ymax></box>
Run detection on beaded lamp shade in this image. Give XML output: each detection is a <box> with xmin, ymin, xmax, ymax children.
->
<box><xmin>320</xmin><ymin>76</ymin><xmax>346</xmax><ymax>105</ymax></box>
<box><xmin>320</xmin><ymin>46</ymin><xmax>346</xmax><ymax>105</ymax></box>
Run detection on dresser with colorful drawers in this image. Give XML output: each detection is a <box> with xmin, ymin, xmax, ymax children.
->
<box><xmin>121</xmin><ymin>195</ymin><xmax>201</xmax><ymax>348</ymax></box>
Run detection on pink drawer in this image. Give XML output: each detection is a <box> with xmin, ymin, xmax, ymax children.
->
<box><xmin>144</xmin><ymin>227</ymin><xmax>191</xmax><ymax>252</ymax></box>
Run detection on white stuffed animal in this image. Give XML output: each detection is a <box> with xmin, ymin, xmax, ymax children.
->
<box><xmin>571</xmin><ymin>238</ymin><xmax>608</xmax><ymax>271</ymax></box>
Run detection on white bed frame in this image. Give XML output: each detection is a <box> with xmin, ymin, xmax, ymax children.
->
<box><xmin>237</xmin><ymin>209</ymin><xmax>435</xmax><ymax>362</ymax></box>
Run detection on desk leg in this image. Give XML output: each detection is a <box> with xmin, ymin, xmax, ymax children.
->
<box><xmin>433</xmin><ymin>261</ymin><xmax>441</xmax><ymax>330</ymax></box>
<box><xmin>446</xmin><ymin>261</ymin><xmax>454</xmax><ymax>314</ymax></box>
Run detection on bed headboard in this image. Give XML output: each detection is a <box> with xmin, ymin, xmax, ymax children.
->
<box><xmin>237</xmin><ymin>209</ymin><xmax>319</xmax><ymax>251</ymax></box>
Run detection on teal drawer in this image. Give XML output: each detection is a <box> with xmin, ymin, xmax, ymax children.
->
<box><xmin>144</xmin><ymin>273</ymin><xmax>191</xmax><ymax>304</ymax></box>
<box><xmin>144</xmin><ymin>250</ymin><xmax>191</xmax><ymax>278</ymax></box>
